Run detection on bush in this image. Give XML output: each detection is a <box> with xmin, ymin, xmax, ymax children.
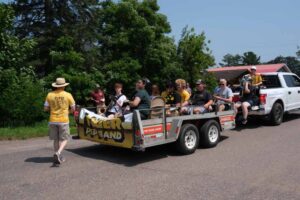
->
<box><xmin>0</xmin><ymin>68</ymin><xmax>46</xmax><ymax>127</ymax></box>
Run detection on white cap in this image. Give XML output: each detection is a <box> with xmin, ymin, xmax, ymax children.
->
<box><xmin>251</xmin><ymin>66</ymin><xmax>257</xmax><ymax>70</ymax></box>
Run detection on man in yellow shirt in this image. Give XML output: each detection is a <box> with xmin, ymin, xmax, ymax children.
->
<box><xmin>44</xmin><ymin>77</ymin><xmax>75</xmax><ymax>164</ymax></box>
<box><xmin>250</xmin><ymin>66</ymin><xmax>263</xmax><ymax>87</ymax></box>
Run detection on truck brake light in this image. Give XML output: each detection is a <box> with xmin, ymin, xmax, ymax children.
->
<box><xmin>259</xmin><ymin>94</ymin><xmax>267</xmax><ymax>105</ymax></box>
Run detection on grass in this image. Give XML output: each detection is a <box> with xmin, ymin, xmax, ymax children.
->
<box><xmin>0</xmin><ymin>118</ymin><xmax>77</xmax><ymax>140</ymax></box>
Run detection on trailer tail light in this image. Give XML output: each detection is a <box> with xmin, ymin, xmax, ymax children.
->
<box><xmin>232</xmin><ymin>95</ymin><xmax>240</xmax><ymax>103</ymax></box>
<box><xmin>259</xmin><ymin>94</ymin><xmax>267</xmax><ymax>105</ymax></box>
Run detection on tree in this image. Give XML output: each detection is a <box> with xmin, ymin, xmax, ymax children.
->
<box><xmin>0</xmin><ymin>3</ymin><xmax>36</xmax><ymax>71</ymax></box>
<box><xmin>97</xmin><ymin>0</ymin><xmax>175</xmax><ymax>87</ymax></box>
<box><xmin>242</xmin><ymin>51</ymin><xmax>260</xmax><ymax>65</ymax></box>
<box><xmin>177</xmin><ymin>26</ymin><xmax>215</xmax><ymax>87</ymax></box>
<box><xmin>220</xmin><ymin>54</ymin><xmax>242</xmax><ymax>66</ymax></box>
<box><xmin>0</xmin><ymin>4</ymin><xmax>45</xmax><ymax>126</ymax></box>
<box><xmin>12</xmin><ymin>0</ymin><xmax>100</xmax><ymax>75</ymax></box>
<box><xmin>268</xmin><ymin>56</ymin><xmax>300</xmax><ymax>77</ymax></box>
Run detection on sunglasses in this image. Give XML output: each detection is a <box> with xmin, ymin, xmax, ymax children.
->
<box><xmin>219</xmin><ymin>83</ymin><xmax>225</xmax><ymax>86</ymax></box>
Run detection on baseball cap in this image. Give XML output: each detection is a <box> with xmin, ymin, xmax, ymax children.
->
<box><xmin>196</xmin><ymin>79</ymin><xmax>205</xmax><ymax>85</ymax></box>
<box><xmin>251</xmin><ymin>66</ymin><xmax>257</xmax><ymax>70</ymax></box>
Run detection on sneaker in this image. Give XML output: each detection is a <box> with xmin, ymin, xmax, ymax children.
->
<box><xmin>251</xmin><ymin>106</ymin><xmax>259</xmax><ymax>111</ymax></box>
<box><xmin>242</xmin><ymin>119</ymin><xmax>248</xmax><ymax>125</ymax></box>
<box><xmin>53</xmin><ymin>153</ymin><xmax>61</xmax><ymax>164</ymax></box>
<box><xmin>59</xmin><ymin>154</ymin><xmax>66</xmax><ymax>163</ymax></box>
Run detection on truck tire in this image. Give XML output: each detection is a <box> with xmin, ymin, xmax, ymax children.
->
<box><xmin>270</xmin><ymin>102</ymin><xmax>283</xmax><ymax>126</ymax></box>
<box><xmin>200</xmin><ymin>120</ymin><xmax>220</xmax><ymax>148</ymax></box>
<box><xmin>176</xmin><ymin>124</ymin><xmax>199</xmax><ymax>155</ymax></box>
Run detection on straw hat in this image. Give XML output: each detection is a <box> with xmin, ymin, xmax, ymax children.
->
<box><xmin>52</xmin><ymin>77</ymin><xmax>69</xmax><ymax>88</ymax></box>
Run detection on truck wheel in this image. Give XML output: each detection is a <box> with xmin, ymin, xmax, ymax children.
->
<box><xmin>176</xmin><ymin>124</ymin><xmax>199</xmax><ymax>155</ymax></box>
<box><xmin>200</xmin><ymin>120</ymin><xmax>220</xmax><ymax>148</ymax></box>
<box><xmin>270</xmin><ymin>102</ymin><xmax>283</xmax><ymax>125</ymax></box>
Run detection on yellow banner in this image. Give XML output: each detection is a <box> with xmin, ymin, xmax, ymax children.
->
<box><xmin>78</xmin><ymin>117</ymin><xmax>134</xmax><ymax>149</ymax></box>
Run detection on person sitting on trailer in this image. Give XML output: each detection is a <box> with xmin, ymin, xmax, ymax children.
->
<box><xmin>190</xmin><ymin>79</ymin><xmax>213</xmax><ymax>114</ymax></box>
<box><xmin>150</xmin><ymin>84</ymin><xmax>161</xmax><ymax>100</ymax></box>
<box><xmin>106</xmin><ymin>82</ymin><xmax>128</xmax><ymax>119</ymax></box>
<box><xmin>126</xmin><ymin>78</ymin><xmax>151</xmax><ymax>120</ymax></box>
<box><xmin>175</xmin><ymin>79</ymin><xmax>190</xmax><ymax>114</ymax></box>
<box><xmin>213</xmin><ymin>79</ymin><xmax>233</xmax><ymax>112</ymax></box>
<box><xmin>161</xmin><ymin>81</ymin><xmax>181</xmax><ymax>116</ymax></box>
<box><xmin>234</xmin><ymin>75</ymin><xmax>259</xmax><ymax>125</ymax></box>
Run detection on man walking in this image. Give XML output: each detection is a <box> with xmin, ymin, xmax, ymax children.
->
<box><xmin>44</xmin><ymin>77</ymin><xmax>75</xmax><ymax>164</ymax></box>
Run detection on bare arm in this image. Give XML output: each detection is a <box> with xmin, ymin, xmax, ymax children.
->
<box><xmin>204</xmin><ymin>100</ymin><xmax>213</xmax><ymax>109</ymax></box>
<box><xmin>129</xmin><ymin>97</ymin><xmax>141</xmax><ymax>107</ymax></box>
<box><xmin>181</xmin><ymin>100</ymin><xmax>189</xmax><ymax>107</ymax></box>
<box><xmin>44</xmin><ymin>106</ymin><xmax>49</xmax><ymax>112</ymax></box>
<box><xmin>243</xmin><ymin>82</ymin><xmax>250</xmax><ymax>94</ymax></box>
<box><xmin>214</xmin><ymin>95</ymin><xmax>233</xmax><ymax>103</ymax></box>
<box><xmin>70</xmin><ymin>105</ymin><xmax>75</xmax><ymax>114</ymax></box>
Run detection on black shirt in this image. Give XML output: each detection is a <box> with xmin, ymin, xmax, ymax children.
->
<box><xmin>240</xmin><ymin>85</ymin><xmax>258</xmax><ymax>102</ymax></box>
<box><xmin>165</xmin><ymin>92</ymin><xmax>181</xmax><ymax>106</ymax></box>
<box><xmin>191</xmin><ymin>90</ymin><xmax>212</xmax><ymax>106</ymax></box>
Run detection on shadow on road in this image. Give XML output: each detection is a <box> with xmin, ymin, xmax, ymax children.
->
<box><xmin>25</xmin><ymin>157</ymin><xmax>53</xmax><ymax>163</ymax></box>
<box><xmin>233</xmin><ymin>113</ymin><xmax>300</xmax><ymax>132</ymax></box>
<box><xmin>67</xmin><ymin>135</ymin><xmax>229</xmax><ymax>167</ymax></box>
<box><xmin>67</xmin><ymin>144</ymin><xmax>173</xmax><ymax>167</ymax></box>
<box><xmin>283</xmin><ymin>113</ymin><xmax>300</xmax><ymax>122</ymax></box>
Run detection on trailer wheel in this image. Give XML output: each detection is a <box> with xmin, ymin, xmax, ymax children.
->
<box><xmin>270</xmin><ymin>102</ymin><xmax>283</xmax><ymax>126</ymax></box>
<box><xmin>200</xmin><ymin>120</ymin><xmax>220</xmax><ymax>148</ymax></box>
<box><xmin>176</xmin><ymin>124</ymin><xmax>199</xmax><ymax>155</ymax></box>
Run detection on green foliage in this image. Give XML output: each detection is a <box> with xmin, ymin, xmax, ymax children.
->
<box><xmin>220</xmin><ymin>54</ymin><xmax>243</xmax><ymax>66</ymax></box>
<box><xmin>242</xmin><ymin>51</ymin><xmax>260</xmax><ymax>65</ymax></box>
<box><xmin>202</xmin><ymin>72</ymin><xmax>218</xmax><ymax>93</ymax></box>
<box><xmin>177</xmin><ymin>26</ymin><xmax>215</xmax><ymax>87</ymax></box>
<box><xmin>0</xmin><ymin>68</ymin><xmax>46</xmax><ymax>126</ymax></box>
<box><xmin>49</xmin><ymin>36</ymin><xmax>85</xmax><ymax>73</ymax></box>
<box><xmin>104</xmin><ymin>57</ymin><xmax>141</xmax><ymax>92</ymax></box>
<box><xmin>97</xmin><ymin>0</ymin><xmax>174</xmax><ymax>86</ymax></box>
<box><xmin>13</xmin><ymin>0</ymin><xmax>100</xmax><ymax>75</ymax></box>
<box><xmin>0</xmin><ymin>118</ymin><xmax>77</xmax><ymax>140</ymax></box>
<box><xmin>0</xmin><ymin>4</ymin><xmax>36</xmax><ymax>71</ymax></box>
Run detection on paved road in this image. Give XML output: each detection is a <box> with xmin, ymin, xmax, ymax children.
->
<box><xmin>1</xmin><ymin>114</ymin><xmax>300</xmax><ymax>200</ymax></box>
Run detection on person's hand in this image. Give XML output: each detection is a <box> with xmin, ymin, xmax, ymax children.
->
<box><xmin>204</xmin><ymin>104</ymin><xmax>209</xmax><ymax>109</ymax></box>
<box><xmin>214</xmin><ymin>95</ymin><xmax>220</xmax><ymax>100</ymax></box>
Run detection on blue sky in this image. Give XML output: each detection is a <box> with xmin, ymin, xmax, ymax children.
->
<box><xmin>1</xmin><ymin>0</ymin><xmax>299</xmax><ymax>65</ymax></box>
<box><xmin>157</xmin><ymin>0</ymin><xmax>300</xmax><ymax>65</ymax></box>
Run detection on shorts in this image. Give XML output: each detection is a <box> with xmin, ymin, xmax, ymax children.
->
<box><xmin>48</xmin><ymin>124</ymin><xmax>70</xmax><ymax>141</ymax></box>
<box><xmin>193</xmin><ymin>106</ymin><xmax>208</xmax><ymax>114</ymax></box>
<box><xmin>243</xmin><ymin>100</ymin><xmax>256</xmax><ymax>107</ymax></box>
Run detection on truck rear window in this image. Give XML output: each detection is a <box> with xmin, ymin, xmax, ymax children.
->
<box><xmin>262</xmin><ymin>75</ymin><xmax>282</xmax><ymax>88</ymax></box>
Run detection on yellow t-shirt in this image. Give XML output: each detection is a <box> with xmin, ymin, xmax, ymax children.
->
<box><xmin>178</xmin><ymin>89</ymin><xmax>190</xmax><ymax>103</ymax></box>
<box><xmin>251</xmin><ymin>73</ymin><xmax>262</xmax><ymax>85</ymax></box>
<box><xmin>45</xmin><ymin>90</ymin><xmax>75</xmax><ymax>123</ymax></box>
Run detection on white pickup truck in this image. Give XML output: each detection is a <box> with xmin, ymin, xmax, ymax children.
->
<box><xmin>248</xmin><ymin>72</ymin><xmax>300</xmax><ymax>125</ymax></box>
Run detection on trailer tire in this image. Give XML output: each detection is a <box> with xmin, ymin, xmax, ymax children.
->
<box><xmin>176</xmin><ymin>124</ymin><xmax>199</xmax><ymax>155</ymax></box>
<box><xmin>270</xmin><ymin>102</ymin><xmax>283</xmax><ymax>126</ymax></box>
<box><xmin>200</xmin><ymin>120</ymin><xmax>220</xmax><ymax>148</ymax></box>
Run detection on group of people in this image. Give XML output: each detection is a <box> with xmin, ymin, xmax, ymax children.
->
<box><xmin>90</xmin><ymin>77</ymin><xmax>233</xmax><ymax>118</ymax></box>
<box><xmin>44</xmin><ymin>66</ymin><xmax>262</xmax><ymax>164</ymax></box>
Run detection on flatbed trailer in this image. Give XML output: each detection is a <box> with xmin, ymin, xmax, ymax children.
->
<box><xmin>74</xmin><ymin>106</ymin><xmax>236</xmax><ymax>154</ymax></box>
